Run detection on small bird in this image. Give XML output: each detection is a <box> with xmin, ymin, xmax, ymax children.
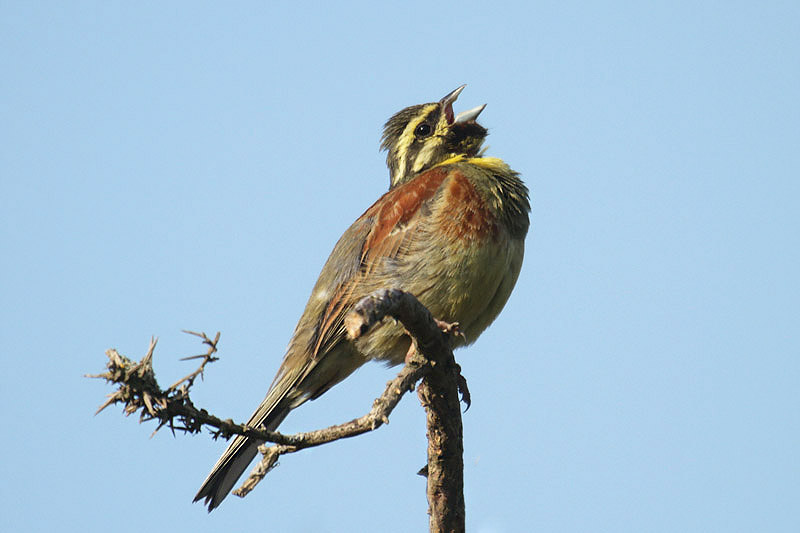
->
<box><xmin>195</xmin><ymin>86</ymin><xmax>530</xmax><ymax>511</ymax></box>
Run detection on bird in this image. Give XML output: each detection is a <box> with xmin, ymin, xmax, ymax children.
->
<box><xmin>194</xmin><ymin>85</ymin><xmax>530</xmax><ymax>511</ymax></box>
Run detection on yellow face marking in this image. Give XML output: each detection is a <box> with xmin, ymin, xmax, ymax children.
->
<box><xmin>411</xmin><ymin>136</ymin><xmax>444</xmax><ymax>173</ymax></box>
<box><xmin>409</xmin><ymin>105</ymin><xmax>457</xmax><ymax>173</ymax></box>
<box><xmin>395</xmin><ymin>103</ymin><xmax>439</xmax><ymax>183</ymax></box>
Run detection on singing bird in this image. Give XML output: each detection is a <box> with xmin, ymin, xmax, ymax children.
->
<box><xmin>195</xmin><ymin>86</ymin><xmax>530</xmax><ymax>510</ymax></box>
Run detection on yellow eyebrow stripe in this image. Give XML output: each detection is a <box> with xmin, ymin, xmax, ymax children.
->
<box><xmin>395</xmin><ymin>103</ymin><xmax>439</xmax><ymax>180</ymax></box>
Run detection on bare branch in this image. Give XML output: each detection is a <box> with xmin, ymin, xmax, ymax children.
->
<box><xmin>90</xmin><ymin>289</ymin><xmax>467</xmax><ymax>532</ymax></box>
<box><xmin>234</xmin><ymin>356</ymin><xmax>428</xmax><ymax>498</ymax></box>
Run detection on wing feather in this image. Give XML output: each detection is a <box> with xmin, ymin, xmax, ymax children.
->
<box><xmin>308</xmin><ymin>166</ymin><xmax>452</xmax><ymax>361</ymax></box>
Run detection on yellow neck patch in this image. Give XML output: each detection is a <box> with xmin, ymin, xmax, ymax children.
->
<box><xmin>434</xmin><ymin>155</ymin><xmax>510</xmax><ymax>173</ymax></box>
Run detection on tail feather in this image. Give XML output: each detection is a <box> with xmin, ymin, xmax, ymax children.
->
<box><xmin>194</xmin><ymin>403</ymin><xmax>291</xmax><ymax>511</ymax></box>
<box><xmin>194</xmin><ymin>345</ymin><xmax>362</xmax><ymax>510</ymax></box>
<box><xmin>193</xmin><ymin>437</ymin><xmax>261</xmax><ymax>511</ymax></box>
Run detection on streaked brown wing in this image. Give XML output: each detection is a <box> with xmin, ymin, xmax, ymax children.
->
<box><xmin>309</xmin><ymin>166</ymin><xmax>453</xmax><ymax>360</ymax></box>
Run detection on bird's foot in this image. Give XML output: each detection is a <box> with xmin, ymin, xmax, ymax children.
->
<box><xmin>434</xmin><ymin>319</ymin><xmax>465</xmax><ymax>342</ymax></box>
<box><xmin>454</xmin><ymin>363</ymin><xmax>472</xmax><ymax>411</ymax></box>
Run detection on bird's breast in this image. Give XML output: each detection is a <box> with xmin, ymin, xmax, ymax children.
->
<box><xmin>436</xmin><ymin>170</ymin><xmax>499</xmax><ymax>242</ymax></box>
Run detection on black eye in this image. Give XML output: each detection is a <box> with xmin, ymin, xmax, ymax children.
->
<box><xmin>414</xmin><ymin>123</ymin><xmax>432</xmax><ymax>138</ymax></box>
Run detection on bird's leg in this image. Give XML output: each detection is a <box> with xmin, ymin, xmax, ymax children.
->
<box><xmin>453</xmin><ymin>363</ymin><xmax>471</xmax><ymax>411</ymax></box>
<box><xmin>431</xmin><ymin>320</ymin><xmax>470</xmax><ymax>408</ymax></box>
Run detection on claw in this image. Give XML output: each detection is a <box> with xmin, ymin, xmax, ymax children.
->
<box><xmin>434</xmin><ymin>319</ymin><xmax>466</xmax><ymax>343</ymax></box>
<box><xmin>455</xmin><ymin>364</ymin><xmax>471</xmax><ymax>411</ymax></box>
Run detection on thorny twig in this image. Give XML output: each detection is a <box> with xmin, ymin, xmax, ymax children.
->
<box><xmin>167</xmin><ymin>330</ymin><xmax>220</xmax><ymax>392</ymax></box>
<box><xmin>88</xmin><ymin>331</ymin><xmax>221</xmax><ymax>437</ymax></box>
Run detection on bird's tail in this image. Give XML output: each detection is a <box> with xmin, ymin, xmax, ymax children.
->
<box><xmin>193</xmin><ymin>392</ymin><xmax>291</xmax><ymax>511</ymax></box>
<box><xmin>194</xmin><ymin>344</ymin><xmax>362</xmax><ymax>510</ymax></box>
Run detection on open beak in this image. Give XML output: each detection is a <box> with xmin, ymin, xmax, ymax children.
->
<box><xmin>440</xmin><ymin>84</ymin><xmax>466</xmax><ymax>105</ymax></box>
<box><xmin>455</xmin><ymin>104</ymin><xmax>487</xmax><ymax>123</ymax></box>
<box><xmin>439</xmin><ymin>84</ymin><xmax>486</xmax><ymax>124</ymax></box>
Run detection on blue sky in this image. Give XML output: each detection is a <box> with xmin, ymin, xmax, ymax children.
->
<box><xmin>1</xmin><ymin>2</ymin><xmax>798</xmax><ymax>532</ymax></box>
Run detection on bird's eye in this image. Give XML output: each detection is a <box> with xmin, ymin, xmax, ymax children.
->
<box><xmin>414</xmin><ymin>123</ymin><xmax>432</xmax><ymax>138</ymax></box>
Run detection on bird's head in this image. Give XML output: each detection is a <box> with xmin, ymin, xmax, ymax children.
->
<box><xmin>381</xmin><ymin>85</ymin><xmax>488</xmax><ymax>188</ymax></box>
